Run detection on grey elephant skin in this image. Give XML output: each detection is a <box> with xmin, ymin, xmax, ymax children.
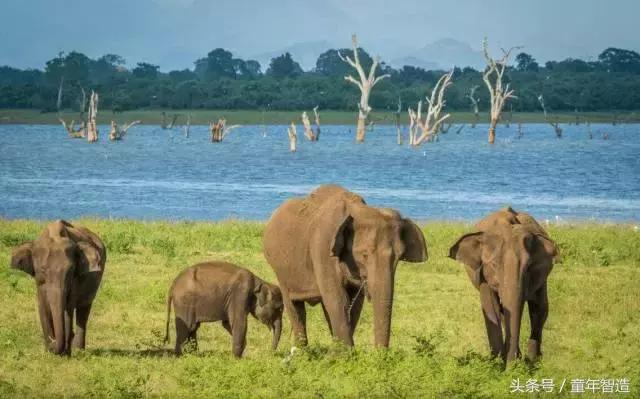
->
<box><xmin>449</xmin><ymin>207</ymin><xmax>559</xmax><ymax>362</ymax></box>
<box><xmin>164</xmin><ymin>261</ymin><xmax>283</xmax><ymax>358</ymax></box>
<box><xmin>263</xmin><ymin>184</ymin><xmax>428</xmax><ymax>348</ymax></box>
<box><xmin>10</xmin><ymin>220</ymin><xmax>106</xmax><ymax>355</ymax></box>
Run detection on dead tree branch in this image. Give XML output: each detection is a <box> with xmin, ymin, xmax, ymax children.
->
<box><xmin>409</xmin><ymin>70</ymin><xmax>453</xmax><ymax>146</ymax></box>
<box><xmin>287</xmin><ymin>122</ymin><xmax>297</xmax><ymax>152</ymax></box>
<box><xmin>482</xmin><ymin>38</ymin><xmax>520</xmax><ymax>144</ymax></box>
<box><xmin>339</xmin><ymin>34</ymin><xmax>390</xmax><ymax>143</ymax></box>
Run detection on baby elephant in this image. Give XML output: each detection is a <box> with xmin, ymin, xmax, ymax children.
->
<box><xmin>449</xmin><ymin>207</ymin><xmax>559</xmax><ymax>362</ymax></box>
<box><xmin>164</xmin><ymin>261</ymin><xmax>283</xmax><ymax>357</ymax></box>
<box><xmin>11</xmin><ymin>220</ymin><xmax>106</xmax><ymax>355</ymax></box>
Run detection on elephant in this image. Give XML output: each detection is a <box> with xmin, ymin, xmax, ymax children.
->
<box><xmin>263</xmin><ymin>184</ymin><xmax>428</xmax><ymax>348</ymax></box>
<box><xmin>10</xmin><ymin>220</ymin><xmax>106</xmax><ymax>355</ymax></box>
<box><xmin>164</xmin><ymin>261</ymin><xmax>283</xmax><ymax>358</ymax></box>
<box><xmin>448</xmin><ymin>207</ymin><xmax>559</xmax><ymax>362</ymax></box>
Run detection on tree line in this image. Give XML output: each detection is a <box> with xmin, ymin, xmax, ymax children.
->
<box><xmin>1</xmin><ymin>46</ymin><xmax>640</xmax><ymax>113</ymax></box>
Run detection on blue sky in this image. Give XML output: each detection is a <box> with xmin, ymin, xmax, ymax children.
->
<box><xmin>1</xmin><ymin>0</ymin><xmax>638</xmax><ymax>70</ymax></box>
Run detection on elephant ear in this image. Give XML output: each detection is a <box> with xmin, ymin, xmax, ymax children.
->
<box><xmin>11</xmin><ymin>241</ymin><xmax>35</xmax><ymax>277</ymax></box>
<box><xmin>318</xmin><ymin>200</ymin><xmax>351</xmax><ymax>258</ymax></box>
<box><xmin>253</xmin><ymin>280</ymin><xmax>268</xmax><ymax>306</ymax></box>
<box><xmin>400</xmin><ymin>219</ymin><xmax>428</xmax><ymax>262</ymax></box>
<box><xmin>75</xmin><ymin>241</ymin><xmax>103</xmax><ymax>275</ymax></box>
<box><xmin>449</xmin><ymin>232</ymin><xmax>484</xmax><ymax>287</ymax></box>
<box><xmin>532</xmin><ymin>234</ymin><xmax>561</xmax><ymax>264</ymax></box>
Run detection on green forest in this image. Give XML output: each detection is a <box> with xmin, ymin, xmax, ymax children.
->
<box><xmin>1</xmin><ymin>46</ymin><xmax>640</xmax><ymax>113</ymax></box>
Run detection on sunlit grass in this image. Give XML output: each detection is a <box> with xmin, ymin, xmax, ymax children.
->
<box><xmin>0</xmin><ymin>219</ymin><xmax>638</xmax><ymax>398</ymax></box>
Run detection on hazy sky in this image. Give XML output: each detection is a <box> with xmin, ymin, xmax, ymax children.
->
<box><xmin>1</xmin><ymin>0</ymin><xmax>638</xmax><ymax>71</ymax></box>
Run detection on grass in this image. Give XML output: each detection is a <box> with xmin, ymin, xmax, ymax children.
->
<box><xmin>1</xmin><ymin>109</ymin><xmax>639</xmax><ymax>125</ymax></box>
<box><xmin>0</xmin><ymin>219</ymin><xmax>638</xmax><ymax>398</ymax></box>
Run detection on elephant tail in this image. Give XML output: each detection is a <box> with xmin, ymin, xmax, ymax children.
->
<box><xmin>164</xmin><ymin>292</ymin><xmax>173</xmax><ymax>345</ymax></box>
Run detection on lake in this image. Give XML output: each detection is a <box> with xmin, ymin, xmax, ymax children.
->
<box><xmin>0</xmin><ymin>123</ymin><xmax>638</xmax><ymax>222</ymax></box>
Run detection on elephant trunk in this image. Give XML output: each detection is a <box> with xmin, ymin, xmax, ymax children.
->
<box><xmin>271</xmin><ymin>316</ymin><xmax>282</xmax><ymax>350</ymax></box>
<box><xmin>369</xmin><ymin>268</ymin><xmax>395</xmax><ymax>348</ymax></box>
<box><xmin>502</xmin><ymin>267</ymin><xmax>525</xmax><ymax>362</ymax></box>
<box><xmin>48</xmin><ymin>286</ymin><xmax>67</xmax><ymax>355</ymax></box>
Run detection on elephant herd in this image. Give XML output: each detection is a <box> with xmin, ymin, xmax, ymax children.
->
<box><xmin>9</xmin><ymin>184</ymin><xmax>559</xmax><ymax>363</ymax></box>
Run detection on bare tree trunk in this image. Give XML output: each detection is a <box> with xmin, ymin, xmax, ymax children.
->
<box><xmin>488</xmin><ymin>118</ymin><xmax>498</xmax><ymax>144</ymax></box>
<box><xmin>313</xmin><ymin>106</ymin><xmax>320</xmax><ymax>141</ymax></box>
<box><xmin>184</xmin><ymin>113</ymin><xmax>191</xmax><ymax>137</ymax></box>
<box><xmin>287</xmin><ymin>122</ymin><xmax>297</xmax><ymax>152</ymax></box>
<box><xmin>356</xmin><ymin>113</ymin><xmax>367</xmax><ymax>143</ymax></box>
<box><xmin>86</xmin><ymin>91</ymin><xmax>99</xmax><ymax>142</ymax></box>
<box><xmin>395</xmin><ymin>98</ymin><xmax>402</xmax><ymax>145</ymax></box>
<box><xmin>301</xmin><ymin>111</ymin><xmax>317</xmax><ymax>141</ymax></box>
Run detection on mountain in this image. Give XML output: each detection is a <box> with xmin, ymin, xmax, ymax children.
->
<box><xmin>390</xmin><ymin>38</ymin><xmax>485</xmax><ymax>70</ymax></box>
<box><xmin>250</xmin><ymin>40</ymin><xmax>335</xmax><ymax>72</ymax></box>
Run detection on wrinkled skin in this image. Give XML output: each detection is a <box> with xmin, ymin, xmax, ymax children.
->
<box><xmin>10</xmin><ymin>220</ymin><xmax>106</xmax><ymax>356</ymax></box>
<box><xmin>449</xmin><ymin>207</ymin><xmax>559</xmax><ymax>362</ymax></box>
<box><xmin>263</xmin><ymin>185</ymin><xmax>428</xmax><ymax>348</ymax></box>
<box><xmin>165</xmin><ymin>261</ymin><xmax>283</xmax><ymax>358</ymax></box>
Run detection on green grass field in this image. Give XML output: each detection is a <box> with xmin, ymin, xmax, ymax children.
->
<box><xmin>0</xmin><ymin>219</ymin><xmax>638</xmax><ymax>398</ymax></box>
<box><xmin>1</xmin><ymin>109</ymin><xmax>638</xmax><ymax>125</ymax></box>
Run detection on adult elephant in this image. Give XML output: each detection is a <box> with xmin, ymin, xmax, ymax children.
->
<box><xmin>11</xmin><ymin>220</ymin><xmax>106</xmax><ymax>355</ymax></box>
<box><xmin>449</xmin><ymin>207</ymin><xmax>559</xmax><ymax>362</ymax></box>
<box><xmin>263</xmin><ymin>185</ymin><xmax>427</xmax><ymax>348</ymax></box>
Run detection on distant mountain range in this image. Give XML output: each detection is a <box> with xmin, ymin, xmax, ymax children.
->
<box><xmin>250</xmin><ymin>38</ymin><xmax>486</xmax><ymax>72</ymax></box>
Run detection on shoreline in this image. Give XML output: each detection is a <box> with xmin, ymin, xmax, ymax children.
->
<box><xmin>2</xmin><ymin>109</ymin><xmax>639</xmax><ymax>125</ymax></box>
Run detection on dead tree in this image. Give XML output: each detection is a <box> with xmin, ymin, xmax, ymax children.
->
<box><xmin>161</xmin><ymin>112</ymin><xmax>179</xmax><ymax>129</ymax></box>
<box><xmin>109</xmin><ymin>120</ymin><xmax>141</xmax><ymax>141</ymax></box>
<box><xmin>58</xmin><ymin>118</ymin><xmax>85</xmax><ymax>138</ymax></box>
<box><xmin>301</xmin><ymin>108</ymin><xmax>320</xmax><ymax>141</ymax></box>
<box><xmin>209</xmin><ymin>118</ymin><xmax>240</xmax><ymax>142</ymax></box>
<box><xmin>184</xmin><ymin>113</ymin><xmax>192</xmax><ymax>137</ymax></box>
<box><xmin>395</xmin><ymin>98</ymin><xmax>403</xmax><ymax>145</ymax></box>
<box><xmin>339</xmin><ymin>34</ymin><xmax>390</xmax><ymax>143</ymax></box>
<box><xmin>312</xmin><ymin>106</ymin><xmax>321</xmax><ymax>140</ymax></box>
<box><xmin>538</xmin><ymin>94</ymin><xmax>563</xmax><ymax>138</ymax></box>
<box><xmin>287</xmin><ymin>122</ymin><xmax>297</xmax><ymax>152</ymax></box>
<box><xmin>407</xmin><ymin>70</ymin><xmax>453</xmax><ymax>146</ymax></box>
<box><xmin>466</xmin><ymin>85</ymin><xmax>480</xmax><ymax>128</ymax></box>
<box><xmin>454</xmin><ymin>124</ymin><xmax>465</xmax><ymax>135</ymax></box>
<box><xmin>86</xmin><ymin>91</ymin><xmax>99</xmax><ymax>142</ymax></box>
<box><xmin>56</xmin><ymin>77</ymin><xmax>64</xmax><ymax>112</ymax></box>
<box><xmin>482</xmin><ymin>38</ymin><xmax>520</xmax><ymax>144</ymax></box>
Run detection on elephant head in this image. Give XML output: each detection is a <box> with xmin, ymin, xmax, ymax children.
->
<box><xmin>449</xmin><ymin>223</ymin><xmax>558</xmax><ymax>361</ymax></box>
<box><xmin>11</xmin><ymin>232</ymin><xmax>103</xmax><ymax>355</ymax></box>
<box><xmin>253</xmin><ymin>280</ymin><xmax>284</xmax><ymax>350</ymax></box>
<box><xmin>314</xmin><ymin>199</ymin><xmax>428</xmax><ymax>348</ymax></box>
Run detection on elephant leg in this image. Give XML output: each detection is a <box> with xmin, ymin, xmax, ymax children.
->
<box><xmin>346</xmin><ymin>285</ymin><xmax>365</xmax><ymax>337</ymax></box>
<box><xmin>482</xmin><ymin>308</ymin><xmax>504</xmax><ymax>358</ymax></box>
<box><xmin>73</xmin><ymin>303</ymin><xmax>93</xmax><ymax>349</ymax></box>
<box><xmin>64</xmin><ymin>304</ymin><xmax>74</xmax><ymax>355</ymax></box>
<box><xmin>37</xmin><ymin>290</ymin><xmax>55</xmax><ymax>351</ymax></box>
<box><xmin>174</xmin><ymin>317</ymin><xmax>190</xmax><ymax>356</ymax></box>
<box><xmin>222</xmin><ymin>320</ymin><xmax>232</xmax><ymax>335</ymax></box>
<box><xmin>317</xmin><ymin>287</ymin><xmax>352</xmax><ymax>346</ymax></box>
<box><xmin>527</xmin><ymin>283</ymin><xmax>548</xmax><ymax>361</ymax></box>
<box><xmin>284</xmin><ymin>297</ymin><xmax>308</xmax><ymax>347</ymax></box>
<box><xmin>188</xmin><ymin>322</ymin><xmax>200</xmax><ymax>352</ymax></box>
<box><xmin>479</xmin><ymin>286</ymin><xmax>504</xmax><ymax>358</ymax></box>
<box><xmin>230</xmin><ymin>314</ymin><xmax>248</xmax><ymax>358</ymax></box>
<box><xmin>321</xmin><ymin>302</ymin><xmax>333</xmax><ymax>336</ymax></box>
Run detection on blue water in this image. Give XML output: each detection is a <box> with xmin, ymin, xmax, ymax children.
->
<box><xmin>0</xmin><ymin>123</ymin><xmax>638</xmax><ymax>222</ymax></box>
